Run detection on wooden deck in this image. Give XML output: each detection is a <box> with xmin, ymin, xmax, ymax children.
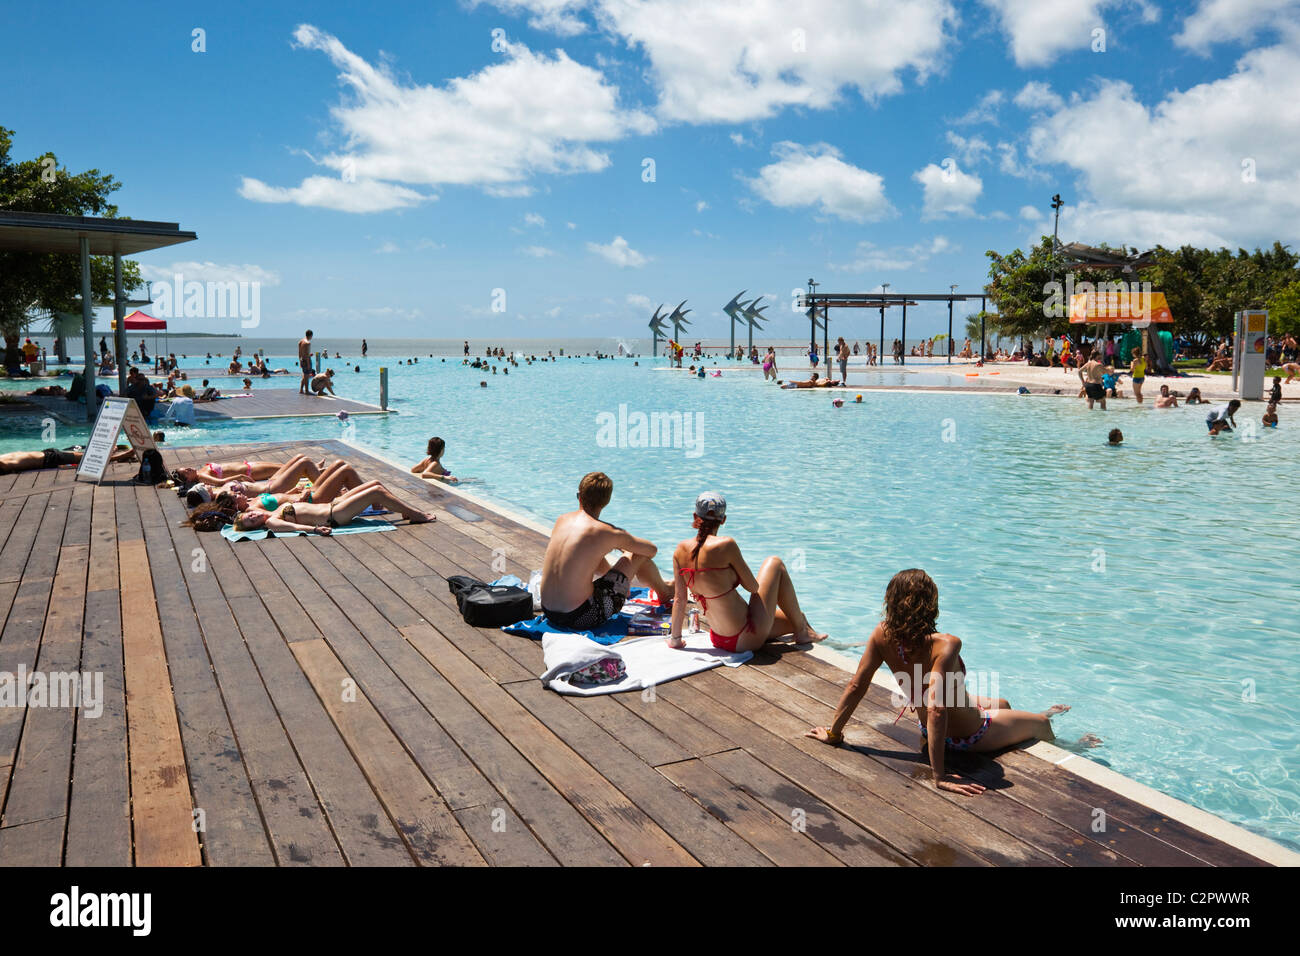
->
<box><xmin>0</xmin><ymin>439</ymin><xmax>1275</xmax><ymax>867</ymax></box>
<box><xmin>188</xmin><ymin>389</ymin><xmax>389</xmax><ymax>421</ymax></box>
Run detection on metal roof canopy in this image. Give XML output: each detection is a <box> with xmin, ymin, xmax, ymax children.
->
<box><xmin>0</xmin><ymin>211</ymin><xmax>197</xmax><ymax>254</ymax></box>
<box><xmin>798</xmin><ymin>290</ymin><xmax>992</xmax><ymax>371</ymax></box>
<box><xmin>0</xmin><ymin>210</ymin><xmax>197</xmax><ymax>418</ymax></box>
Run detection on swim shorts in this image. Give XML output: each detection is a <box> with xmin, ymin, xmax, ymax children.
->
<box><xmin>42</xmin><ymin>448</ymin><xmax>78</xmax><ymax>468</ymax></box>
<box><xmin>543</xmin><ymin>569</ymin><xmax>630</xmax><ymax>631</ymax></box>
<box><xmin>1084</xmin><ymin>382</ymin><xmax>1105</xmax><ymax>400</ymax></box>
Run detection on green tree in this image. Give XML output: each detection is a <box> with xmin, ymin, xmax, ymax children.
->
<box><xmin>0</xmin><ymin>126</ymin><xmax>141</xmax><ymax>368</ymax></box>
<box><xmin>1267</xmin><ymin>279</ymin><xmax>1300</xmax><ymax>338</ymax></box>
<box><xmin>984</xmin><ymin>236</ymin><xmax>1110</xmax><ymax>340</ymax></box>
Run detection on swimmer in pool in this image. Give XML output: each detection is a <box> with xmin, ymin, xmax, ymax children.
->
<box><xmin>1263</xmin><ymin>402</ymin><xmax>1279</xmax><ymax>427</ymax></box>
<box><xmin>411</xmin><ymin>436</ymin><xmax>458</xmax><ymax>484</ymax></box>
<box><xmin>805</xmin><ymin>570</ymin><xmax>1097</xmax><ymax>796</ymax></box>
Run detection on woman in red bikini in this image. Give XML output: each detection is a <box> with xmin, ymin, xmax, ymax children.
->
<box><xmin>667</xmin><ymin>491</ymin><xmax>826</xmax><ymax>652</ymax></box>
<box><xmin>805</xmin><ymin>569</ymin><xmax>1095</xmax><ymax>795</ymax></box>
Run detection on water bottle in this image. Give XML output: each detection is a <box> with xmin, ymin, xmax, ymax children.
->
<box><xmin>687</xmin><ymin>608</ymin><xmax>699</xmax><ymax>634</ymax></box>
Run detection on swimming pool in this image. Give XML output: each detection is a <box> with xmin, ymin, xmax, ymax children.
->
<box><xmin>5</xmin><ymin>355</ymin><xmax>1298</xmax><ymax>850</ymax></box>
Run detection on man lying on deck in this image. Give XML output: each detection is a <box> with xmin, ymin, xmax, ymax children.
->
<box><xmin>0</xmin><ymin>445</ymin><xmax>136</xmax><ymax>474</ymax></box>
<box><xmin>540</xmin><ymin>471</ymin><xmax>672</xmax><ymax>631</ymax></box>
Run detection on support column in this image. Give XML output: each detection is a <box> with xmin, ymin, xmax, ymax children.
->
<box><xmin>947</xmin><ymin>298</ymin><xmax>953</xmax><ymax>364</ymax></box>
<box><xmin>901</xmin><ymin>302</ymin><xmax>907</xmax><ymax>366</ymax></box>
<box><xmin>980</xmin><ymin>295</ymin><xmax>987</xmax><ymax>359</ymax></box>
<box><xmin>80</xmin><ymin>236</ymin><xmax>96</xmax><ymax>421</ymax></box>
<box><xmin>823</xmin><ymin>306</ymin><xmax>830</xmax><ymax>380</ymax></box>
<box><xmin>114</xmin><ymin>252</ymin><xmax>127</xmax><ymax>394</ymax></box>
<box><xmin>878</xmin><ymin>306</ymin><xmax>884</xmax><ymax>366</ymax></box>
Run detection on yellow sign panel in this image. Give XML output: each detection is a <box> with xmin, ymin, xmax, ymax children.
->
<box><xmin>1069</xmin><ymin>291</ymin><xmax>1173</xmax><ymax>324</ymax></box>
<box><xmin>1244</xmin><ymin>310</ymin><xmax>1267</xmax><ymax>333</ymax></box>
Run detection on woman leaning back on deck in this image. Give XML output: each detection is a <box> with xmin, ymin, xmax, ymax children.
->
<box><xmin>806</xmin><ymin>569</ymin><xmax>1093</xmax><ymax>796</ymax></box>
<box><xmin>231</xmin><ymin>482</ymin><xmax>436</xmax><ymax>535</ymax></box>
<box><xmin>174</xmin><ymin>454</ymin><xmax>329</xmax><ymax>487</ymax></box>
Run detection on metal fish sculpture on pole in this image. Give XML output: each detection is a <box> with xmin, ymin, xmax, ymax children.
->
<box><xmin>723</xmin><ymin>290</ymin><xmax>747</xmax><ymax>357</ymax></box>
<box><xmin>742</xmin><ymin>295</ymin><xmax>768</xmax><ymax>353</ymax></box>
<box><xmin>669</xmin><ymin>300</ymin><xmax>692</xmax><ymax>344</ymax></box>
<box><xmin>648</xmin><ymin>304</ymin><xmax>668</xmax><ymax>356</ymax></box>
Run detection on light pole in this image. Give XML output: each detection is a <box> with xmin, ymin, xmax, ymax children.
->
<box><xmin>1050</xmin><ymin>194</ymin><xmax>1065</xmax><ymax>276</ymax></box>
<box><xmin>879</xmin><ymin>282</ymin><xmax>889</xmax><ymax>365</ymax></box>
<box><xmin>807</xmin><ymin>278</ymin><xmax>819</xmax><ymax>357</ymax></box>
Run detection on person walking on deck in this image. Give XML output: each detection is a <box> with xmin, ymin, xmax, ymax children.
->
<box><xmin>299</xmin><ymin>330</ymin><xmax>314</xmax><ymax>395</ymax></box>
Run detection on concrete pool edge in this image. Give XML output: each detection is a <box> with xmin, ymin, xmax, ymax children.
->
<box><xmin>346</xmin><ymin>438</ymin><xmax>1299</xmax><ymax>867</ymax></box>
<box><xmin>804</xmin><ymin>642</ymin><xmax>1300</xmax><ymax>867</ymax></box>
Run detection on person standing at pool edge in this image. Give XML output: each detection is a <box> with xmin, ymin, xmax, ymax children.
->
<box><xmin>299</xmin><ymin>330</ymin><xmax>314</xmax><ymax>395</ymax></box>
<box><xmin>1079</xmin><ymin>353</ymin><xmax>1107</xmax><ymax>410</ymax></box>
<box><xmin>1130</xmin><ymin>347</ymin><xmax>1147</xmax><ymax>404</ymax></box>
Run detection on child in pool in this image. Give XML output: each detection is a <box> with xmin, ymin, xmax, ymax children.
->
<box><xmin>1263</xmin><ymin>403</ymin><xmax>1279</xmax><ymax>427</ymax></box>
<box><xmin>1108</xmin><ymin>428</ymin><xmax>1123</xmax><ymax>446</ymax></box>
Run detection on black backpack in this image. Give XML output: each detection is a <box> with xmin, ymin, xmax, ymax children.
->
<box><xmin>135</xmin><ymin>448</ymin><xmax>166</xmax><ymax>485</ymax></box>
<box><xmin>447</xmin><ymin>575</ymin><xmax>534</xmax><ymax>627</ymax></box>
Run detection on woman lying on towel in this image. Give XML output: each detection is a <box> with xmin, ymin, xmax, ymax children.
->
<box><xmin>231</xmin><ymin>482</ymin><xmax>435</xmax><ymax>535</ymax></box>
<box><xmin>668</xmin><ymin>491</ymin><xmax>826</xmax><ymax>653</ymax></box>
<box><xmin>235</xmin><ymin>464</ymin><xmax>375</xmax><ymax>513</ymax></box>
<box><xmin>185</xmin><ymin>459</ymin><xmax>367</xmax><ymax>508</ymax></box>
<box><xmin>804</xmin><ymin>569</ymin><xmax>1097</xmax><ymax>795</ymax></box>
<box><xmin>174</xmin><ymin>454</ymin><xmax>329</xmax><ymax>488</ymax></box>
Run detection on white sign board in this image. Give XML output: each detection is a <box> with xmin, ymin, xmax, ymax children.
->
<box><xmin>75</xmin><ymin>397</ymin><xmax>156</xmax><ymax>483</ymax></box>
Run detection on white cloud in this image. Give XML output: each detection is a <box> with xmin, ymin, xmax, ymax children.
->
<box><xmin>474</xmin><ymin>0</ymin><xmax>590</xmax><ymax>36</ymax></box>
<box><xmin>695</xmin><ymin>200</ymin><xmax>708</xmax><ymax>212</ymax></box>
<box><xmin>374</xmin><ymin>241</ymin><xmax>400</xmax><ymax>254</ymax></box>
<box><xmin>484</xmin><ymin>0</ymin><xmax>957</xmax><ymax>123</ymax></box>
<box><xmin>241</xmin><ymin>24</ymin><xmax>654</xmax><ymax>211</ymax></box>
<box><xmin>945</xmin><ymin>131</ymin><xmax>992</xmax><ymax>165</ymax></box>
<box><xmin>626</xmin><ymin>293</ymin><xmax>655</xmax><ymax>310</ymax></box>
<box><xmin>729</xmin><ymin>132</ymin><xmax>749</xmax><ymax>146</ymax></box>
<box><xmin>830</xmin><ymin>236</ymin><xmax>953</xmax><ymax>273</ymax></box>
<box><xmin>953</xmin><ymin>89</ymin><xmax>1003</xmax><ymax>125</ymax></box>
<box><xmin>1019</xmin><ymin>204</ymin><xmax>1044</xmax><ymax>221</ymax></box>
<box><xmin>238</xmin><ymin>175</ymin><xmax>429</xmax><ymax>213</ymax></box>
<box><xmin>1013</xmin><ymin>81</ymin><xmax>1065</xmax><ymax>111</ymax></box>
<box><xmin>139</xmin><ymin>261</ymin><xmax>282</xmax><ymax>286</ymax></box>
<box><xmin>566</xmin><ymin>221</ymin><xmax>578</xmax><ymax>229</ymax></box>
<box><xmin>521</xmin><ymin>245</ymin><xmax>556</xmax><ymax>257</ymax></box>
<box><xmin>587</xmin><ymin>236</ymin><xmax>649</xmax><ymax>267</ymax></box>
<box><xmin>747</xmin><ymin>141</ymin><xmax>894</xmax><ymax>223</ymax></box>
<box><xmin>524</xmin><ymin>212</ymin><xmax>546</xmax><ymax>227</ymax></box>
<box><xmin>1176</xmin><ymin>0</ymin><xmax>1300</xmax><ymax>51</ymax></box>
<box><xmin>1024</xmin><ymin>36</ymin><xmax>1300</xmax><ymax>247</ymax></box>
<box><xmin>989</xmin><ymin>210</ymin><xmax>1011</xmax><ymax>220</ymax></box>
<box><xmin>980</xmin><ymin>0</ymin><xmax>1157</xmax><ymax>68</ymax></box>
<box><xmin>913</xmin><ymin>162</ymin><xmax>983</xmax><ymax>219</ymax></box>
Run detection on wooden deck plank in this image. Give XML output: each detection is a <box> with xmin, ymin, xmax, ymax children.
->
<box><xmin>404</xmin><ymin>624</ymin><xmax>695</xmax><ymax>867</ymax></box>
<box><xmin>658</xmin><ymin>758</ymin><xmax>843</xmax><ymax>867</ymax></box>
<box><xmin>158</xmin><ymin>492</ymin><xmax>344</xmax><ymax>867</ymax></box>
<box><xmin>134</xmin><ymin>488</ymin><xmax>274</xmax><ymax>866</ymax></box>
<box><xmin>65</xmin><ymin>589</ymin><xmax>132</xmax><ymax>866</ymax></box>
<box><xmin>0</xmin><ymin>815</ymin><xmax>65</xmax><ymax>866</ymax></box>
<box><xmin>506</xmin><ymin>680</ymin><xmax>770</xmax><ymax>867</ymax></box>
<box><xmin>290</xmin><ymin>638</ymin><xmax>485</xmax><ymax>866</ymax></box>
<box><xmin>117</xmin><ymin>538</ymin><xmax>202</xmax><ymax>867</ymax></box>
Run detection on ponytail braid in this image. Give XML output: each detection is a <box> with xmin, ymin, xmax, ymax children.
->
<box><xmin>691</xmin><ymin>517</ymin><xmax>720</xmax><ymax>566</ymax></box>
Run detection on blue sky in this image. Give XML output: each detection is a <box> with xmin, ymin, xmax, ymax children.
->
<box><xmin>4</xmin><ymin>0</ymin><xmax>1298</xmax><ymax>340</ymax></box>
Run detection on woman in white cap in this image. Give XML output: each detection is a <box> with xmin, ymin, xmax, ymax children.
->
<box><xmin>668</xmin><ymin>491</ymin><xmax>826</xmax><ymax>652</ymax></box>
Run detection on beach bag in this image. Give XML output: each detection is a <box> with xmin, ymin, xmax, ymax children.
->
<box><xmin>447</xmin><ymin>575</ymin><xmax>534</xmax><ymax>627</ymax></box>
<box><xmin>135</xmin><ymin>448</ymin><xmax>166</xmax><ymax>485</ymax></box>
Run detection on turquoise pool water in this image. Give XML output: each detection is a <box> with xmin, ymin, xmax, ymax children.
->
<box><xmin>5</xmin><ymin>356</ymin><xmax>1298</xmax><ymax>851</ymax></box>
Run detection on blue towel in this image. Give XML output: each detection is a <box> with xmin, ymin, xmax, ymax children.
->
<box><xmin>502</xmin><ymin>587</ymin><xmax>652</xmax><ymax>646</ymax></box>
<box><xmin>221</xmin><ymin>517</ymin><xmax>395</xmax><ymax>542</ymax></box>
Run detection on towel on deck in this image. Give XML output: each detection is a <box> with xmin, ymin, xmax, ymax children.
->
<box><xmin>501</xmin><ymin>586</ymin><xmax>656</xmax><ymax>646</ymax></box>
<box><xmin>539</xmin><ymin>631</ymin><xmax>752</xmax><ymax>696</ymax></box>
<box><xmin>221</xmin><ymin>516</ymin><xmax>395</xmax><ymax>542</ymax></box>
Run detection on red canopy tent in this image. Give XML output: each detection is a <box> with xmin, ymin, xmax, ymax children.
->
<box><xmin>112</xmin><ymin>310</ymin><xmax>168</xmax><ymax>370</ymax></box>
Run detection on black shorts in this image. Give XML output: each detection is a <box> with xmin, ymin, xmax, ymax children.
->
<box><xmin>42</xmin><ymin>448</ymin><xmax>78</xmax><ymax>468</ymax></box>
<box><xmin>1084</xmin><ymin>382</ymin><xmax>1105</xmax><ymax>400</ymax></box>
<box><xmin>543</xmin><ymin>569</ymin><xmax>629</xmax><ymax>631</ymax></box>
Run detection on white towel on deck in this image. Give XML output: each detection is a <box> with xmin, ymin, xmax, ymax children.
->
<box><xmin>539</xmin><ymin>631</ymin><xmax>751</xmax><ymax>697</ymax></box>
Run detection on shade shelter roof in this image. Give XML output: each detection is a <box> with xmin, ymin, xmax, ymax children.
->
<box><xmin>117</xmin><ymin>310</ymin><xmax>167</xmax><ymax>330</ymax></box>
<box><xmin>0</xmin><ymin>211</ymin><xmax>196</xmax><ymax>255</ymax></box>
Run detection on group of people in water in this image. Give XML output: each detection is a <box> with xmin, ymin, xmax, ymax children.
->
<box><xmin>539</xmin><ymin>471</ymin><xmax>1088</xmax><ymax>794</ymax></box>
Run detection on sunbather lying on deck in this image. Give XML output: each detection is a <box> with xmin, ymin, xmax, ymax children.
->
<box><xmin>235</xmin><ymin>464</ymin><xmax>374</xmax><ymax>512</ymax></box>
<box><xmin>231</xmin><ymin>482</ymin><xmax>435</xmax><ymax>535</ymax></box>
<box><xmin>0</xmin><ymin>445</ymin><xmax>136</xmax><ymax>474</ymax></box>
<box><xmin>185</xmin><ymin>459</ymin><xmax>368</xmax><ymax>507</ymax></box>
<box><xmin>669</xmin><ymin>491</ymin><xmax>825</xmax><ymax>652</ymax></box>
<box><xmin>174</xmin><ymin>454</ymin><xmax>329</xmax><ymax>487</ymax></box>
<box><xmin>540</xmin><ymin>471</ymin><xmax>673</xmax><ymax>631</ymax></box>
<box><xmin>805</xmin><ymin>569</ymin><xmax>1098</xmax><ymax>795</ymax></box>
<box><xmin>780</xmin><ymin>372</ymin><xmax>841</xmax><ymax>389</ymax></box>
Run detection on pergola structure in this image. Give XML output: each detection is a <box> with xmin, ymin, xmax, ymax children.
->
<box><xmin>796</xmin><ymin>289</ymin><xmax>992</xmax><ymax>379</ymax></box>
<box><xmin>0</xmin><ymin>211</ymin><xmax>197</xmax><ymax>420</ymax></box>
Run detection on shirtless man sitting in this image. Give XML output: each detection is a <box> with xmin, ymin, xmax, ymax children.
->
<box><xmin>540</xmin><ymin>472</ymin><xmax>672</xmax><ymax>631</ymax></box>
